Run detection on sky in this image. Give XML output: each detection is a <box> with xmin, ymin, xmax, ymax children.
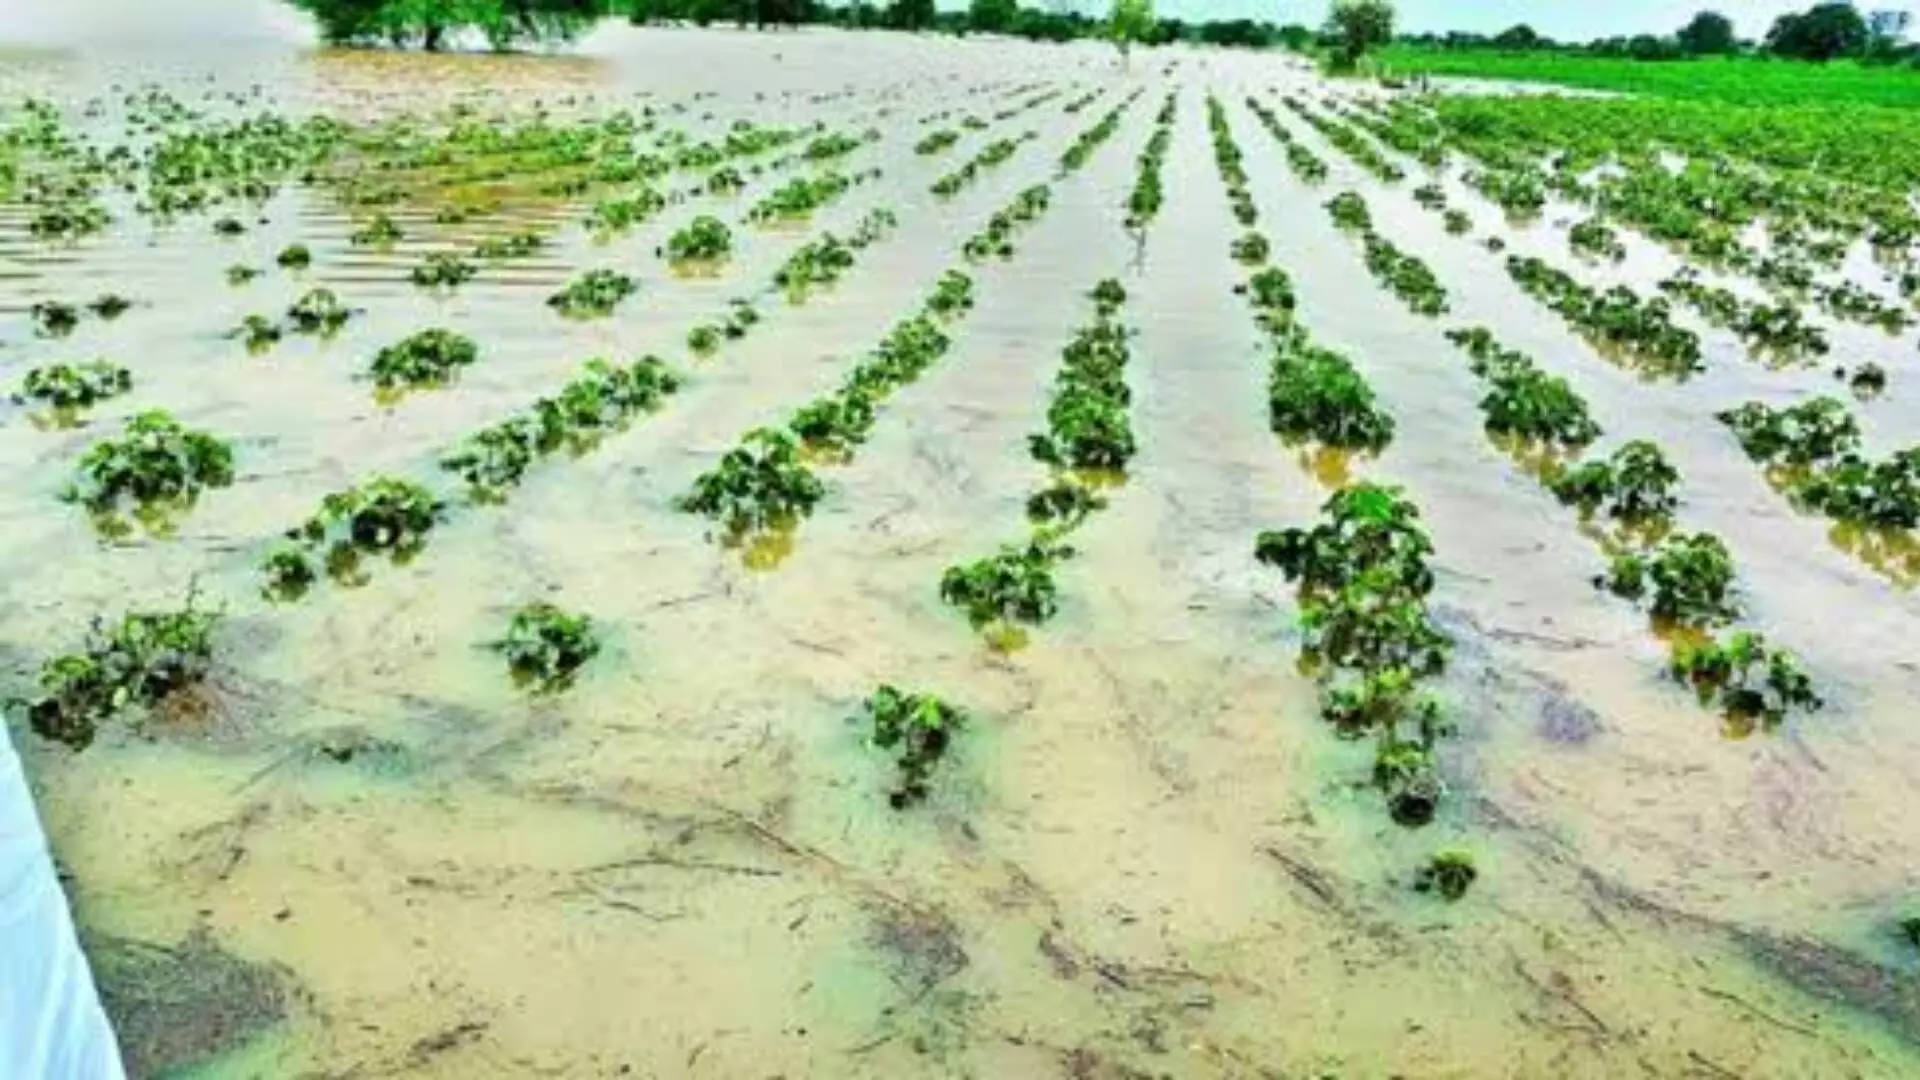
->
<box><xmin>0</xmin><ymin>0</ymin><xmax>1917</xmax><ymax>46</ymax></box>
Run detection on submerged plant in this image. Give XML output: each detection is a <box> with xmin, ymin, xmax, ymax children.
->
<box><xmin>1414</xmin><ymin>849</ymin><xmax>1477</xmax><ymax>901</ymax></box>
<box><xmin>861</xmin><ymin>684</ymin><xmax>965</xmax><ymax>808</ymax></box>
<box><xmin>64</xmin><ymin>410</ymin><xmax>235</xmax><ymax>516</ymax></box>
<box><xmin>676</xmin><ymin>428</ymin><xmax>825</xmax><ymax>534</ymax></box>
<box><xmin>369</xmin><ymin>328</ymin><xmax>478</xmax><ymax>390</ymax></box>
<box><xmin>32</xmin><ymin>301</ymin><xmax>80</xmax><ymax>338</ymax></box>
<box><xmin>20</xmin><ymin>592</ymin><xmax>221</xmax><ymax>750</ymax></box>
<box><xmin>940</xmin><ymin>536</ymin><xmax>1068</xmax><ymax>629</ymax></box>
<box><xmin>1670</xmin><ymin>631</ymin><xmax>1821</xmax><ymax>726</ymax></box>
<box><xmin>548</xmin><ymin>269</ymin><xmax>638</xmax><ymax>317</ymax></box>
<box><xmin>1601</xmin><ymin>532</ymin><xmax>1738</xmax><ymax>624</ymax></box>
<box><xmin>286</xmin><ymin>287</ymin><xmax>354</xmax><ymax>335</ymax></box>
<box><xmin>1715</xmin><ymin>398</ymin><xmax>1860</xmax><ymax>467</ymax></box>
<box><xmin>664</xmin><ymin>214</ymin><xmax>733</xmax><ymax>263</ymax></box>
<box><xmin>788</xmin><ymin>390</ymin><xmax>877</xmax><ymax>454</ymax></box>
<box><xmin>491</xmin><ymin>603</ymin><xmax>600</xmax><ymax>693</ymax></box>
<box><xmin>349</xmin><ymin>213</ymin><xmax>403</xmax><ymax>247</ymax></box>
<box><xmin>276</xmin><ymin>243</ymin><xmax>312</xmax><ymax>269</ymax></box>
<box><xmin>1026</xmin><ymin>480</ymin><xmax>1107</xmax><ymax>527</ymax></box>
<box><xmin>410</xmin><ymin>251</ymin><xmax>477</xmax><ymax>289</ymax></box>
<box><xmin>1231</xmin><ymin>231</ymin><xmax>1271</xmax><ymax>265</ymax></box>
<box><xmin>1480</xmin><ymin>367</ymin><xmax>1601</xmax><ymax>447</ymax></box>
<box><xmin>16</xmin><ymin>361</ymin><xmax>132</xmax><ymax>410</ymax></box>
<box><xmin>226</xmin><ymin>264</ymin><xmax>263</xmax><ymax>286</ymax></box>
<box><xmin>1268</xmin><ymin>344</ymin><xmax>1395</xmax><ymax>452</ymax></box>
<box><xmin>272</xmin><ymin>476</ymin><xmax>446</xmax><ymax>593</ymax></box>
<box><xmin>1550</xmin><ymin>440</ymin><xmax>1680</xmax><ymax>521</ymax></box>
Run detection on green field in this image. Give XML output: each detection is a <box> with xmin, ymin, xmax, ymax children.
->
<box><xmin>1372</xmin><ymin>46</ymin><xmax>1920</xmax><ymax>109</ymax></box>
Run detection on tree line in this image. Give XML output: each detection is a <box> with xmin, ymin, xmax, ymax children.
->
<box><xmin>1403</xmin><ymin>3</ymin><xmax>1916</xmax><ymax>66</ymax></box>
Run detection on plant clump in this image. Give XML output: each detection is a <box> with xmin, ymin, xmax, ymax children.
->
<box><xmin>860</xmin><ymin>685</ymin><xmax>965</xmax><ymax>808</ymax></box>
<box><xmin>268</xmin><ymin>477</ymin><xmax>445</xmax><ymax>596</ymax></box>
<box><xmin>16</xmin><ymin>360</ymin><xmax>132</xmax><ymax>410</ymax></box>
<box><xmin>409</xmin><ymin>251</ymin><xmax>476</xmax><ymax>289</ymax></box>
<box><xmin>940</xmin><ymin>536</ymin><xmax>1069</xmax><ymax>631</ymax></box>
<box><xmin>1601</xmin><ymin>531</ymin><xmax>1739</xmax><ymax>625</ymax></box>
<box><xmin>369</xmin><ymin>328</ymin><xmax>478</xmax><ymax>390</ymax></box>
<box><xmin>441</xmin><ymin>357</ymin><xmax>680</xmax><ymax>498</ymax></box>
<box><xmin>1414</xmin><ymin>849</ymin><xmax>1477</xmax><ymax>901</ymax></box>
<box><xmin>1670</xmin><ymin>631</ymin><xmax>1821</xmax><ymax>728</ymax></box>
<box><xmin>664</xmin><ymin>214</ymin><xmax>733</xmax><ymax>263</ymax></box>
<box><xmin>286</xmin><ymin>287</ymin><xmax>354</xmax><ymax>335</ymax></box>
<box><xmin>490</xmin><ymin>603</ymin><xmax>600</xmax><ymax>693</ymax></box>
<box><xmin>676</xmin><ymin>428</ymin><xmax>825</xmax><ymax>536</ymax></box>
<box><xmin>1550</xmin><ymin>441</ymin><xmax>1680</xmax><ymax>521</ymax></box>
<box><xmin>19</xmin><ymin>593</ymin><xmax>221</xmax><ymax>751</ymax></box>
<box><xmin>1029</xmin><ymin>319</ymin><xmax>1136</xmax><ymax>471</ymax></box>
<box><xmin>547</xmin><ymin>269</ymin><xmax>638</xmax><ymax>317</ymax></box>
<box><xmin>64</xmin><ymin>410</ymin><xmax>235</xmax><ymax>519</ymax></box>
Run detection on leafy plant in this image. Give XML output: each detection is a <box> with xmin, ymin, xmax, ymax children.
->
<box><xmin>1231</xmin><ymin>231</ymin><xmax>1271</xmax><ymax>265</ymax></box>
<box><xmin>676</xmin><ymin>428</ymin><xmax>825</xmax><ymax>534</ymax></box>
<box><xmin>64</xmin><ymin>410</ymin><xmax>235</xmax><ymax>516</ymax></box>
<box><xmin>286</xmin><ymin>287</ymin><xmax>354</xmax><ymax>334</ymax></box>
<box><xmin>940</xmin><ymin>536</ymin><xmax>1068</xmax><ymax>629</ymax></box>
<box><xmin>1026</xmin><ymin>480</ymin><xmax>1107</xmax><ymax>527</ymax></box>
<box><xmin>1414</xmin><ymin>849</ymin><xmax>1477</xmax><ymax>901</ymax></box>
<box><xmin>1670</xmin><ymin>631</ymin><xmax>1821</xmax><ymax>725</ymax></box>
<box><xmin>20</xmin><ymin>593</ymin><xmax>221</xmax><ymax>751</ymax></box>
<box><xmin>1480</xmin><ymin>366</ymin><xmax>1601</xmax><ymax>447</ymax></box>
<box><xmin>234</xmin><ymin>314</ymin><xmax>282</xmax><ymax>351</ymax></box>
<box><xmin>788</xmin><ymin>391</ymin><xmax>876</xmax><ymax>454</ymax></box>
<box><xmin>474</xmin><ymin>231</ymin><xmax>544</xmax><ymax>259</ymax></box>
<box><xmin>664</xmin><ymin>214</ymin><xmax>733</xmax><ymax>263</ymax></box>
<box><xmin>369</xmin><ymin>328</ymin><xmax>478</xmax><ymax>390</ymax></box>
<box><xmin>277</xmin><ymin>243</ymin><xmax>312</xmax><ymax>269</ymax></box>
<box><xmin>1361</xmin><ymin>232</ymin><xmax>1449</xmax><ymax>316</ymax></box>
<box><xmin>1715</xmin><ymin>398</ymin><xmax>1859</xmax><ymax>466</ymax></box>
<box><xmin>1550</xmin><ymin>440</ymin><xmax>1680</xmax><ymax>520</ymax></box>
<box><xmin>16</xmin><ymin>361</ymin><xmax>132</xmax><ymax>409</ymax></box>
<box><xmin>349</xmin><ymin>213</ymin><xmax>403</xmax><ymax>247</ymax></box>
<box><xmin>491</xmin><ymin>603</ymin><xmax>600</xmax><ymax>693</ymax></box>
<box><xmin>273</xmin><ymin>476</ymin><xmax>446</xmax><ymax>593</ymax></box>
<box><xmin>1791</xmin><ymin>449</ymin><xmax>1920</xmax><ymax>529</ymax></box>
<box><xmin>410</xmin><ymin>251</ymin><xmax>476</xmax><ymax>288</ymax></box>
<box><xmin>226</xmin><ymin>264</ymin><xmax>263</xmax><ymax>286</ymax></box>
<box><xmin>927</xmin><ymin>270</ymin><xmax>975</xmax><ymax>317</ymax></box>
<box><xmin>1029</xmin><ymin>320</ymin><xmax>1135</xmax><ymax>471</ymax></box>
<box><xmin>860</xmin><ymin>685</ymin><xmax>965</xmax><ymax>808</ymax></box>
<box><xmin>1326</xmin><ymin>192</ymin><xmax>1373</xmax><ymax>231</ymax></box>
<box><xmin>1268</xmin><ymin>344</ymin><xmax>1396</xmax><ymax>452</ymax></box>
<box><xmin>440</xmin><ymin>357</ymin><xmax>680</xmax><ymax>497</ymax></box>
<box><xmin>1569</xmin><ymin>217</ymin><xmax>1626</xmax><ymax>261</ymax></box>
<box><xmin>1601</xmin><ymin>532</ymin><xmax>1738</xmax><ymax>624</ymax></box>
<box><xmin>547</xmin><ymin>269</ymin><xmax>638</xmax><ymax>317</ymax></box>
<box><xmin>32</xmin><ymin>301</ymin><xmax>79</xmax><ymax>338</ymax></box>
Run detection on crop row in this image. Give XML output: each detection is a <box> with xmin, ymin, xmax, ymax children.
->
<box><xmin>1243</xmin><ymin>96</ymin><xmax>1330</xmax><ymax>184</ymax></box>
<box><xmin>1282</xmin><ymin>96</ymin><xmax>1404</xmax><ymax>184</ymax></box>
<box><xmin>1123</xmin><ymin>92</ymin><xmax>1178</xmax><ymax>231</ymax></box>
<box><xmin>940</xmin><ymin>281</ymin><xmax>1136</xmax><ymax>649</ymax></box>
<box><xmin>929</xmin><ymin>132</ymin><xmax>1037</xmax><ymax>197</ymax></box>
<box><xmin>1322</xmin><ymin>191</ymin><xmax>1450</xmax><ymax>317</ymax></box>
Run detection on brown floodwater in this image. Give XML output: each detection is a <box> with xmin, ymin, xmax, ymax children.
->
<box><xmin>4</xmin><ymin>28</ymin><xmax>1920</xmax><ymax>1079</ymax></box>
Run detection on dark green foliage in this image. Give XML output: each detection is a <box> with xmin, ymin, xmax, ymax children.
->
<box><xmin>65</xmin><ymin>411</ymin><xmax>235</xmax><ymax>516</ymax></box>
<box><xmin>475</xmin><ymin>231</ymin><xmax>544</xmax><ymax>259</ymax></box>
<box><xmin>1443</xmin><ymin>208</ymin><xmax>1472</xmax><ymax>234</ymax></box>
<box><xmin>1792</xmin><ymin>449</ymin><xmax>1920</xmax><ymax>529</ymax></box>
<box><xmin>1267</xmin><ymin>343</ymin><xmax>1396</xmax><ymax>452</ymax></box>
<box><xmin>927</xmin><ymin>269</ymin><xmax>975</xmax><ymax>317</ymax></box>
<box><xmin>1058</xmin><ymin>98</ymin><xmax>1132</xmax><ymax>173</ymax></box>
<box><xmin>1361</xmin><ymin>232</ymin><xmax>1449</xmax><ymax>316</ymax></box>
<box><xmin>664</xmin><ymin>214</ymin><xmax>733</xmax><ymax>262</ymax></box>
<box><xmin>1480</xmin><ymin>367</ymin><xmax>1601</xmax><ymax>446</ymax></box>
<box><xmin>1602</xmin><ymin>532</ymin><xmax>1738</xmax><ymax>624</ymax></box>
<box><xmin>409</xmin><ymin>251</ymin><xmax>476</xmax><ymax>288</ymax></box>
<box><xmin>271</xmin><ymin>477</ymin><xmax>445</xmax><ymax>594</ymax></box>
<box><xmin>964</xmin><ymin>185</ymin><xmax>1052</xmax><ymax>260</ymax></box>
<box><xmin>1569</xmin><ymin>217</ymin><xmax>1625</xmax><ymax>261</ymax></box>
<box><xmin>1029</xmin><ymin>320</ymin><xmax>1135</xmax><ymax>471</ymax></box>
<box><xmin>234</xmin><ymin>315</ymin><xmax>282</xmax><ymax>351</ymax></box>
<box><xmin>788</xmin><ymin>390</ymin><xmax>877</xmax><ymax>453</ymax></box>
<box><xmin>585</xmin><ymin>187</ymin><xmax>666</xmax><ymax>232</ymax></box>
<box><xmin>748</xmin><ymin>171</ymin><xmax>859</xmax><ymax>222</ymax></box>
<box><xmin>861</xmin><ymin>685</ymin><xmax>965</xmax><ymax>808</ymax></box>
<box><xmin>1550</xmin><ymin>441</ymin><xmax>1680</xmax><ymax>520</ymax></box>
<box><xmin>32</xmin><ymin>301</ymin><xmax>79</xmax><ymax>338</ymax></box>
<box><xmin>86</xmin><ymin>294</ymin><xmax>132</xmax><ymax>320</ymax></box>
<box><xmin>677</xmin><ymin>428</ymin><xmax>825</xmax><ymax>534</ymax></box>
<box><xmin>17</xmin><ymin>361</ymin><xmax>132</xmax><ymax>410</ymax></box>
<box><xmin>1026</xmin><ymin>480</ymin><xmax>1107</xmax><ymax>527</ymax></box>
<box><xmin>1670</xmin><ymin>631</ymin><xmax>1821</xmax><ymax>725</ymax></box>
<box><xmin>1327</xmin><ymin>191</ymin><xmax>1373</xmax><ymax>231</ymax></box>
<box><xmin>212</xmin><ymin>216</ymin><xmax>246</xmax><ymax>237</ymax></box>
<box><xmin>369</xmin><ymin>328</ymin><xmax>478</xmax><ymax>389</ymax></box>
<box><xmin>1123</xmin><ymin>93</ymin><xmax>1177</xmax><ymax>231</ymax></box>
<box><xmin>286</xmin><ymin>287</ymin><xmax>354</xmax><ymax>334</ymax></box>
<box><xmin>940</xmin><ymin>537</ymin><xmax>1068</xmax><ymax>629</ymax></box>
<box><xmin>1414</xmin><ymin>849</ymin><xmax>1477</xmax><ymax>901</ymax></box>
<box><xmin>491</xmin><ymin>603</ymin><xmax>600</xmax><ymax>693</ymax></box>
<box><xmin>547</xmin><ymin>269</ymin><xmax>638</xmax><ymax>317</ymax></box>
<box><xmin>276</xmin><ymin>243</ymin><xmax>312</xmax><ymax>269</ymax></box>
<box><xmin>21</xmin><ymin>593</ymin><xmax>220</xmax><ymax>751</ymax></box>
<box><xmin>1507</xmin><ymin>256</ymin><xmax>1703</xmax><ymax>378</ymax></box>
<box><xmin>441</xmin><ymin>357</ymin><xmax>680</xmax><ymax>497</ymax></box>
<box><xmin>226</xmin><ymin>264</ymin><xmax>263</xmax><ymax>286</ymax></box>
<box><xmin>1089</xmin><ymin>278</ymin><xmax>1126</xmax><ymax>317</ymax></box>
<box><xmin>914</xmin><ymin>129</ymin><xmax>959</xmax><ymax>156</ymax></box>
<box><xmin>349</xmin><ymin>213</ymin><xmax>403</xmax><ymax>247</ymax></box>
<box><xmin>1716</xmin><ymin>398</ymin><xmax>1860</xmax><ymax>466</ymax></box>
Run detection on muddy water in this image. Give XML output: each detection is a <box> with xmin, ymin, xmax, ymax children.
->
<box><xmin>5</xmin><ymin>31</ymin><xmax>1920</xmax><ymax>1079</ymax></box>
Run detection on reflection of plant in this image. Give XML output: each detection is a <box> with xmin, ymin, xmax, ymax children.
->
<box><xmin>22</xmin><ymin>592</ymin><xmax>221</xmax><ymax>751</ymax></box>
<box><xmin>861</xmin><ymin>685</ymin><xmax>965</xmax><ymax>808</ymax></box>
<box><xmin>677</xmin><ymin>428</ymin><xmax>825</xmax><ymax>534</ymax></box>
<box><xmin>491</xmin><ymin>603</ymin><xmax>600</xmax><ymax>693</ymax></box>
<box><xmin>1670</xmin><ymin>631</ymin><xmax>1821</xmax><ymax>726</ymax></box>
<box><xmin>17</xmin><ymin>361</ymin><xmax>132</xmax><ymax>409</ymax></box>
<box><xmin>370</xmin><ymin>328</ymin><xmax>478</xmax><ymax>389</ymax></box>
<box><xmin>1268</xmin><ymin>344</ymin><xmax>1395</xmax><ymax>452</ymax></box>
<box><xmin>1414</xmin><ymin>849</ymin><xmax>1477</xmax><ymax>901</ymax></box>
<box><xmin>65</xmin><ymin>411</ymin><xmax>235</xmax><ymax>515</ymax></box>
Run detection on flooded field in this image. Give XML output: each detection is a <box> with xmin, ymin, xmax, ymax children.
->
<box><xmin>5</xmin><ymin>23</ymin><xmax>1920</xmax><ymax>1079</ymax></box>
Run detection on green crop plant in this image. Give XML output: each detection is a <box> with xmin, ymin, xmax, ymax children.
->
<box><xmin>927</xmin><ymin>270</ymin><xmax>975</xmax><ymax>317</ymax></box>
<box><xmin>474</xmin><ymin>231</ymin><xmax>544</xmax><ymax>259</ymax></box>
<box><xmin>225</xmin><ymin>264</ymin><xmax>263</xmax><ymax>286</ymax></box>
<box><xmin>1268</xmin><ymin>344</ymin><xmax>1396</xmax><ymax>453</ymax></box>
<box><xmin>441</xmin><ymin>358</ymin><xmax>680</xmax><ymax>497</ymax></box>
<box><xmin>1550</xmin><ymin>441</ymin><xmax>1680</xmax><ymax>521</ymax></box>
<box><xmin>85</xmin><ymin>294</ymin><xmax>131</xmax><ymax>320</ymax></box>
<box><xmin>16</xmin><ymin>361</ymin><xmax>132</xmax><ymax>410</ymax></box>
<box><xmin>940</xmin><ymin>536</ymin><xmax>1069</xmax><ymax>630</ymax></box>
<box><xmin>234</xmin><ymin>314</ymin><xmax>282</xmax><ymax>352</ymax></box>
<box><xmin>491</xmin><ymin>603</ymin><xmax>600</xmax><ymax>693</ymax></box>
<box><xmin>410</xmin><ymin>252</ymin><xmax>477</xmax><ymax>289</ymax></box>
<box><xmin>64</xmin><ymin>411</ymin><xmax>235</xmax><ymax>518</ymax></box>
<box><xmin>1326</xmin><ymin>192</ymin><xmax>1373</xmax><ymax>232</ymax></box>
<box><xmin>548</xmin><ymin>269</ymin><xmax>638</xmax><ymax>317</ymax></box>
<box><xmin>1792</xmin><ymin>449</ymin><xmax>1920</xmax><ymax>529</ymax></box>
<box><xmin>276</xmin><ymin>243</ymin><xmax>312</xmax><ymax>269</ymax></box>
<box><xmin>677</xmin><ymin>428</ymin><xmax>825</xmax><ymax>535</ymax></box>
<box><xmin>286</xmin><ymin>287</ymin><xmax>354</xmax><ymax>335</ymax></box>
<box><xmin>1090</xmin><ymin>278</ymin><xmax>1126</xmax><ymax>318</ymax></box>
<box><xmin>32</xmin><ymin>301</ymin><xmax>79</xmax><ymax>338</ymax></box>
<box><xmin>706</xmin><ymin>166</ymin><xmax>745</xmax><ymax>194</ymax></box>
<box><xmin>20</xmin><ymin>592</ymin><xmax>221</xmax><ymax>751</ymax></box>
<box><xmin>272</xmin><ymin>476</ymin><xmax>446</xmax><ymax>593</ymax></box>
<box><xmin>664</xmin><ymin>215</ymin><xmax>733</xmax><ymax>263</ymax></box>
<box><xmin>1569</xmin><ymin>218</ymin><xmax>1625</xmax><ymax>261</ymax></box>
<box><xmin>369</xmin><ymin>328</ymin><xmax>478</xmax><ymax>390</ymax></box>
<box><xmin>1670</xmin><ymin>631</ymin><xmax>1821</xmax><ymax>726</ymax></box>
<box><xmin>1232</xmin><ymin>231</ymin><xmax>1271</xmax><ymax>265</ymax></box>
<box><xmin>915</xmin><ymin>130</ymin><xmax>959</xmax><ymax>155</ymax></box>
<box><xmin>1414</xmin><ymin>849</ymin><xmax>1477</xmax><ymax>901</ymax></box>
<box><xmin>1716</xmin><ymin>398</ymin><xmax>1860</xmax><ymax>467</ymax></box>
<box><xmin>349</xmin><ymin>213</ymin><xmax>403</xmax><ymax>247</ymax></box>
<box><xmin>860</xmin><ymin>685</ymin><xmax>965</xmax><ymax>809</ymax></box>
<box><xmin>1443</xmin><ymin>208</ymin><xmax>1472</xmax><ymax>234</ymax></box>
<box><xmin>1480</xmin><ymin>367</ymin><xmax>1601</xmax><ymax>448</ymax></box>
<box><xmin>1601</xmin><ymin>532</ymin><xmax>1738</xmax><ymax>624</ymax></box>
<box><xmin>1374</xmin><ymin>726</ymin><xmax>1444</xmax><ymax>827</ymax></box>
<box><xmin>1026</xmin><ymin>480</ymin><xmax>1107</xmax><ymax>527</ymax></box>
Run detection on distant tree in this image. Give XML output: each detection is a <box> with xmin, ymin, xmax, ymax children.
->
<box><xmin>1276</xmin><ymin>22</ymin><xmax>1314</xmax><ymax>51</ymax></box>
<box><xmin>967</xmin><ymin>0</ymin><xmax>1020</xmax><ymax>34</ymax></box>
<box><xmin>1676</xmin><ymin>10</ymin><xmax>1736</xmax><ymax>54</ymax></box>
<box><xmin>1626</xmin><ymin>33</ymin><xmax>1683</xmax><ymax>60</ymax></box>
<box><xmin>1324</xmin><ymin>0</ymin><xmax>1394</xmax><ymax>70</ymax></box>
<box><xmin>296</xmin><ymin>0</ymin><xmax>606</xmax><ymax>50</ymax></box>
<box><xmin>1197</xmin><ymin>18</ymin><xmax>1270</xmax><ymax>47</ymax></box>
<box><xmin>885</xmin><ymin>0</ymin><xmax>933</xmax><ymax>30</ymax></box>
<box><xmin>1766</xmin><ymin>2</ymin><xmax>1869</xmax><ymax>61</ymax></box>
<box><xmin>1492</xmin><ymin>23</ymin><xmax>1542</xmax><ymax>50</ymax></box>
<box><xmin>1109</xmin><ymin>0</ymin><xmax>1154</xmax><ymax>61</ymax></box>
<box><xmin>1151</xmin><ymin>16</ymin><xmax>1186</xmax><ymax>45</ymax></box>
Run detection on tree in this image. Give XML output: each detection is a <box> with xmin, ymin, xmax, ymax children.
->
<box><xmin>967</xmin><ymin>0</ymin><xmax>1020</xmax><ymax>34</ymax></box>
<box><xmin>1276</xmin><ymin>22</ymin><xmax>1313</xmax><ymax>51</ymax></box>
<box><xmin>885</xmin><ymin>0</ymin><xmax>933</xmax><ymax>30</ymax></box>
<box><xmin>1766</xmin><ymin>2</ymin><xmax>1869</xmax><ymax>61</ymax></box>
<box><xmin>1492</xmin><ymin>23</ymin><xmax>1542</xmax><ymax>50</ymax></box>
<box><xmin>295</xmin><ymin>0</ymin><xmax>604</xmax><ymax>50</ymax></box>
<box><xmin>1109</xmin><ymin>0</ymin><xmax>1154</xmax><ymax>61</ymax></box>
<box><xmin>1676</xmin><ymin>10</ymin><xmax>1736</xmax><ymax>54</ymax></box>
<box><xmin>1324</xmin><ymin>0</ymin><xmax>1394</xmax><ymax>70</ymax></box>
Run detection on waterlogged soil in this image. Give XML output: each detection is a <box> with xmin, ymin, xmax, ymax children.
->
<box><xmin>4</xmin><ymin>31</ymin><xmax>1920</xmax><ymax>1079</ymax></box>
